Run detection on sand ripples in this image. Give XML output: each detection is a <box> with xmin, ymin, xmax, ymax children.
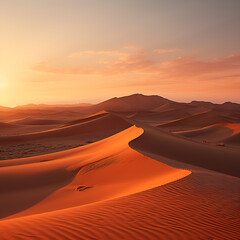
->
<box><xmin>1</xmin><ymin>171</ymin><xmax>239</xmax><ymax>239</ymax></box>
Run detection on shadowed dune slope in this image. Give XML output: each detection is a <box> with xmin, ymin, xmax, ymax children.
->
<box><xmin>11</xmin><ymin>117</ymin><xmax>63</xmax><ymax>125</ymax></box>
<box><xmin>158</xmin><ymin>110</ymin><xmax>238</xmax><ymax>130</ymax></box>
<box><xmin>175</xmin><ymin>124</ymin><xmax>233</xmax><ymax>141</ymax></box>
<box><xmin>130</xmin><ymin>125</ymin><xmax>240</xmax><ymax>177</ymax></box>
<box><xmin>0</xmin><ymin>113</ymin><xmax>132</xmax><ymax>145</ymax></box>
<box><xmin>0</xmin><ymin>122</ymin><xmax>18</xmax><ymax>129</ymax></box>
<box><xmin>62</xmin><ymin>111</ymin><xmax>108</xmax><ymax>127</ymax></box>
<box><xmin>223</xmin><ymin>133</ymin><xmax>240</xmax><ymax>145</ymax></box>
<box><xmin>175</xmin><ymin>123</ymin><xmax>240</xmax><ymax>145</ymax></box>
<box><xmin>153</xmin><ymin>101</ymin><xmax>214</xmax><ymax>115</ymax></box>
<box><xmin>92</xmin><ymin>94</ymin><xmax>171</xmax><ymax>112</ymax></box>
<box><xmin>130</xmin><ymin>109</ymin><xmax>191</xmax><ymax>123</ymax></box>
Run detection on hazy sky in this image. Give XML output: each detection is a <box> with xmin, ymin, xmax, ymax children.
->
<box><xmin>0</xmin><ymin>0</ymin><xmax>240</xmax><ymax>106</ymax></box>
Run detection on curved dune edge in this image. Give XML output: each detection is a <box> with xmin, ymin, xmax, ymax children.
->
<box><xmin>0</xmin><ymin>126</ymin><xmax>190</xmax><ymax>221</ymax></box>
<box><xmin>174</xmin><ymin>124</ymin><xmax>234</xmax><ymax>140</ymax></box>
<box><xmin>172</xmin><ymin>123</ymin><xmax>240</xmax><ymax>147</ymax></box>
<box><xmin>62</xmin><ymin>110</ymin><xmax>108</xmax><ymax>127</ymax></box>
<box><xmin>129</xmin><ymin>124</ymin><xmax>240</xmax><ymax>177</ymax></box>
<box><xmin>157</xmin><ymin>110</ymin><xmax>236</xmax><ymax>131</ymax></box>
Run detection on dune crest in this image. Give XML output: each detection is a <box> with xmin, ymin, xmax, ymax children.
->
<box><xmin>0</xmin><ymin>126</ymin><xmax>190</xmax><ymax>221</ymax></box>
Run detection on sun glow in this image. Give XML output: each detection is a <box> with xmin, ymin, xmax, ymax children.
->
<box><xmin>0</xmin><ymin>79</ymin><xmax>8</xmax><ymax>89</ymax></box>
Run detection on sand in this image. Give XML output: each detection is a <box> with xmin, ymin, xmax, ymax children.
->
<box><xmin>0</xmin><ymin>112</ymin><xmax>132</xmax><ymax>159</ymax></box>
<box><xmin>0</xmin><ymin>94</ymin><xmax>239</xmax><ymax>239</ymax></box>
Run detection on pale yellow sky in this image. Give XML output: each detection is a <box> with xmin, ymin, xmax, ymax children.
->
<box><xmin>0</xmin><ymin>0</ymin><xmax>240</xmax><ymax>106</ymax></box>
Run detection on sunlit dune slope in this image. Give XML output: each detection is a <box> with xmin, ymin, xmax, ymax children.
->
<box><xmin>0</xmin><ymin>123</ymin><xmax>239</xmax><ymax>239</ymax></box>
<box><xmin>0</xmin><ymin>126</ymin><xmax>190</xmax><ymax>220</ymax></box>
<box><xmin>0</xmin><ymin>126</ymin><xmax>239</xmax><ymax>239</ymax></box>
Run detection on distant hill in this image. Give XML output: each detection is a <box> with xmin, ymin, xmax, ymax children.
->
<box><xmin>1</xmin><ymin>94</ymin><xmax>240</xmax><ymax>122</ymax></box>
<box><xmin>15</xmin><ymin>103</ymin><xmax>93</xmax><ymax>110</ymax></box>
<box><xmin>213</xmin><ymin>102</ymin><xmax>240</xmax><ymax>111</ymax></box>
<box><xmin>92</xmin><ymin>94</ymin><xmax>172</xmax><ymax>112</ymax></box>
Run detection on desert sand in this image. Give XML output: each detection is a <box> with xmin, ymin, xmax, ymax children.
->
<box><xmin>0</xmin><ymin>94</ymin><xmax>239</xmax><ymax>239</ymax></box>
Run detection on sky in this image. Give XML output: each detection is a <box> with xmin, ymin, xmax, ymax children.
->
<box><xmin>0</xmin><ymin>0</ymin><xmax>240</xmax><ymax>107</ymax></box>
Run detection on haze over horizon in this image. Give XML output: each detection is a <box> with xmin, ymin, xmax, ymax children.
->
<box><xmin>1</xmin><ymin>93</ymin><xmax>240</xmax><ymax>109</ymax></box>
<box><xmin>1</xmin><ymin>0</ymin><xmax>240</xmax><ymax>107</ymax></box>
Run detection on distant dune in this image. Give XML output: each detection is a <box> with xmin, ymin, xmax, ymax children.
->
<box><xmin>62</xmin><ymin>111</ymin><xmax>108</xmax><ymax>127</ymax></box>
<box><xmin>0</xmin><ymin>122</ymin><xmax>18</xmax><ymax>129</ymax></box>
<box><xmin>0</xmin><ymin>113</ymin><xmax>131</xmax><ymax>144</ymax></box>
<box><xmin>176</xmin><ymin>124</ymin><xmax>233</xmax><ymax>141</ymax></box>
<box><xmin>130</xmin><ymin>109</ymin><xmax>191</xmax><ymax>123</ymax></box>
<box><xmin>11</xmin><ymin>117</ymin><xmax>63</xmax><ymax>125</ymax></box>
<box><xmin>223</xmin><ymin>132</ymin><xmax>240</xmax><ymax>144</ymax></box>
<box><xmin>157</xmin><ymin>110</ymin><xmax>237</xmax><ymax>131</ymax></box>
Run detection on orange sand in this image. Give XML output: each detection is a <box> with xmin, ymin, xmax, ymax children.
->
<box><xmin>0</xmin><ymin>94</ymin><xmax>240</xmax><ymax>239</ymax></box>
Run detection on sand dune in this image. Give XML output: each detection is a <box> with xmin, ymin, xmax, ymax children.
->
<box><xmin>175</xmin><ymin>123</ymin><xmax>240</xmax><ymax>145</ymax></box>
<box><xmin>223</xmin><ymin>132</ymin><xmax>240</xmax><ymax>145</ymax></box>
<box><xmin>130</xmin><ymin>109</ymin><xmax>191</xmax><ymax>123</ymax></box>
<box><xmin>0</xmin><ymin>125</ymin><xmax>239</xmax><ymax>239</ymax></box>
<box><xmin>0</xmin><ymin>126</ymin><xmax>189</xmax><ymax>219</ymax></box>
<box><xmin>0</xmin><ymin>121</ymin><xmax>18</xmax><ymax>129</ymax></box>
<box><xmin>0</xmin><ymin>124</ymin><xmax>61</xmax><ymax>138</ymax></box>
<box><xmin>0</xmin><ymin>113</ymin><xmax>132</xmax><ymax>159</ymax></box>
<box><xmin>0</xmin><ymin>113</ymin><xmax>133</xmax><ymax>160</ymax></box>
<box><xmin>130</xmin><ymin>124</ymin><xmax>240</xmax><ymax>177</ymax></box>
<box><xmin>0</xmin><ymin>106</ymin><xmax>91</xmax><ymax>123</ymax></box>
<box><xmin>0</xmin><ymin>113</ymin><xmax>132</xmax><ymax>145</ymax></box>
<box><xmin>0</xmin><ymin>94</ymin><xmax>240</xmax><ymax>239</ymax></box>
<box><xmin>221</xmin><ymin>123</ymin><xmax>240</xmax><ymax>134</ymax></box>
<box><xmin>11</xmin><ymin>117</ymin><xmax>63</xmax><ymax>125</ymax></box>
<box><xmin>62</xmin><ymin>110</ymin><xmax>108</xmax><ymax>127</ymax></box>
<box><xmin>154</xmin><ymin>101</ymin><xmax>213</xmax><ymax>114</ymax></box>
<box><xmin>175</xmin><ymin>124</ymin><xmax>233</xmax><ymax>141</ymax></box>
<box><xmin>158</xmin><ymin>110</ymin><xmax>237</xmax><ymax>131</ymax></box>
<box><xmin>1</xmin><ymin>171</ymin><xmax>239</xmax><ymax>240</ymax></box>
<box><xmin>153</xmin><ymin>102</ymin><xmax>179</xmax><ymax>112</ymax></box>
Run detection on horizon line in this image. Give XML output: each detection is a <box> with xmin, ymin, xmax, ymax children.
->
<box><xmin>1</xmin><ymin>93</ymin><xmax>239</xmax><ymax>108</ymax></box>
